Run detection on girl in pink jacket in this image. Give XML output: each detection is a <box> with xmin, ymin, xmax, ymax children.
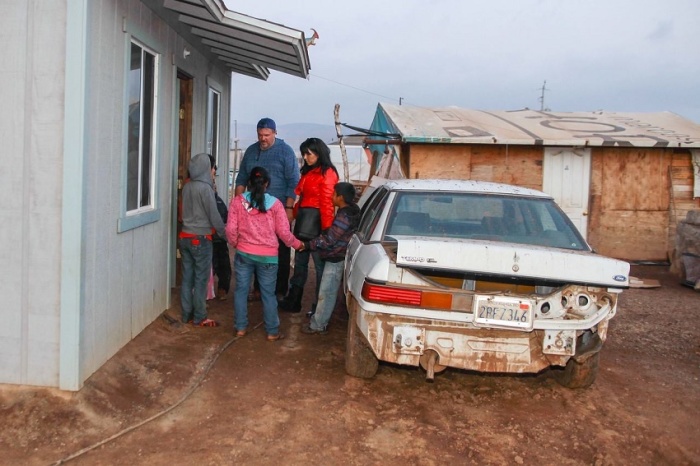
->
<box><xmin>226</xmin><ymin>166</ymin><xmax>303</xmax><ymax>341</ymax></box>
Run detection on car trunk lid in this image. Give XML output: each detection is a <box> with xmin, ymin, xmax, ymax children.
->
<box><xmin>394</xmin><ymin>237</ymin><xmax>629</xmax><ymax>288</ymax></box>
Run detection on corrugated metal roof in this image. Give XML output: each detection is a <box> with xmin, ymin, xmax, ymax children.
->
<box><xmin>377</xmin><ymin>103</ymin><xmax>700</xmax><ymax>148</ymax></box>
<box><xmin>147</xmin><ymin>0</ymin><xmax>310</xmax><ymax>80</ymax></box>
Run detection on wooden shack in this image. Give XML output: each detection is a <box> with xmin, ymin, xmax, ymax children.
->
<box><xmin>368</xmin><ymin>103</ymin><xmax>700</xmax><ymax>262</ymax></box>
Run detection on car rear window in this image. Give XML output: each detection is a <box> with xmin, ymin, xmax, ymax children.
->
<box><xmin>384</xmin><ymin>191</ymin><xmax>587</xmax><ymax>251</ymax></box>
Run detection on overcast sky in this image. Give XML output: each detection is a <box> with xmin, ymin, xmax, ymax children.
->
<box><xmin>224</xmin><ymin>0</ymin><xmax>699</xmax><ymax>129</ymax></box>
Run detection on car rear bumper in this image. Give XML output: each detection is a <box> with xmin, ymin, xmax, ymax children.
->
<box><xmin>351</xmin><ymin>301</ymin><xmax>609</xmax><ymax>374</ymax></box>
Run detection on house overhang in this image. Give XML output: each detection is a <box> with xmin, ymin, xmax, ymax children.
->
<box><xmin>145</xmin><ymin>0</ymin><xmax>310</xmax><ymax>80</ymax></box>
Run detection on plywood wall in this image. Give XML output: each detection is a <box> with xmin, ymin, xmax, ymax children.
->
<box><xmin>406</xmin><ymin>143</ymin><xmax>543</xmax><ymax>190</ymax></box>
<box><xmin>588</xmin><ymin>148</ymin><xmax>667</xmax><ymax>260</ymax></box>
<box><xmin>406</xmin><ymin>144</ymin><xmax>472</xmax><ymax>180</ymax></box>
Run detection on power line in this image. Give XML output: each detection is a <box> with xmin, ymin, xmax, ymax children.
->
<box><xmin>310</xmin><ymin>72</ymin><xmax>477</xmax><ymax>121</ymax></box>
<box><xmin>310</xmin><ymin>73</ymin><xmax>402</xmax><ymax>103</ymax></box>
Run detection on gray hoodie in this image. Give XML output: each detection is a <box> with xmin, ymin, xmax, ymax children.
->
<box><xmin>181</xmin><ymin>153</ymin><xmax>226</xmax><ymax>238</ymax></box>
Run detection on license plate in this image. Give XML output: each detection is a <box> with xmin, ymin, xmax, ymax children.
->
<box><xmin>473</xmin><ymin>296</ymin><xmax>533</xmax><ymax>330</ymax></box>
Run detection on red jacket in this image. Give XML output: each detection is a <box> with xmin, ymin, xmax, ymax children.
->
<box><xmin>294</xmin><ymin>166</ymin><xmax>339</xmax><ymax>230</ymax></box>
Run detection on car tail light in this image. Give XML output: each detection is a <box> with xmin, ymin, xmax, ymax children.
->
<box><xmin>362</xmin><ymin>282</ymin><xmax>421</xmax><ymax>305</ymax></box>
<box><xmin>361</xmin><ymin>281</ymin><xmax>453</xmax><ymax>310</ymax></box>
<box><xmin>421</xmin><ymin>291</ymin><xmax>453</xmax><ymax>309</ymax></box>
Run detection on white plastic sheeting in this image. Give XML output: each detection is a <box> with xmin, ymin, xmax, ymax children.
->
<box><xmin>329</xmin><ymin>145</ymin><xmax>372</xmax><ymax>183</ymax></box>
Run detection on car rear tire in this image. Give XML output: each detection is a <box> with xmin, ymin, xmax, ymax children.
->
<box><xmin>554</xmin><ymin>351</ymin><xmax>600</xmax><ymax>388</ymax></box>
<box><xmin>345</xmin><ymin>307</ymin><xmax>379</xmax><ymax>379</ymax></box>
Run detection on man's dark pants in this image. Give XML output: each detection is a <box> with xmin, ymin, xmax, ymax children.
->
<box><xmin>212</xmin><ymin>239</ymin><xmax>231</xmax><ymax>293</ymax></box>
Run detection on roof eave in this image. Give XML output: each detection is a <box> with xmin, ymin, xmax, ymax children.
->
<box><xmin>152</xmin><ymin>0</ymin><xmax>310</xmax><ymax>80</ymax></box>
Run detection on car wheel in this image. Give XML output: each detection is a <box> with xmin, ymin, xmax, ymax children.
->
<box><xmin>345</xmin><ymin>307</ymin><xmax>379</xmax><ymax>379</ymax></box>
<box><xmin>554</xmin><ymin>350</ymin><xmax>600</xmax><ymax>388</ymax></box>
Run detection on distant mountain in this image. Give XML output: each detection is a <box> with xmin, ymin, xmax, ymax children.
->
<box><xmin>230</xmin><ymin>122</ymin><xmax>338</xmax><ymax>154</ymax></box>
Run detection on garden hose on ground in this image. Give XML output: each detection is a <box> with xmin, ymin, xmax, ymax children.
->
<box><xmin>52</xmin><ymin>318</ymin><xmax>263</xmax><ymax>465</ymax></box>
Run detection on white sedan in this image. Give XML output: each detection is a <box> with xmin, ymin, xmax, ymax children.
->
<box><xmin>344</xmin><ymin>179</ymin><xmax>629</xmax><ymax>388</ymax></box>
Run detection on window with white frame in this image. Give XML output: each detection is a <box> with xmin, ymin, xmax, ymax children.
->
<box><xmin>206</xmin><ymin>86</ymin><xmax>220</xmax><ymax>163</ymax></box>
<box><xmin>126</xmin><ymin>41</ymin><xmax>158</xmax><ymax>213</ymax></box>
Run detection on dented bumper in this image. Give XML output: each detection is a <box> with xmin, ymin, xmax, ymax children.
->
<box><xmin>353</xmin><ymin>303</ymin><xmax>610</xmax><ymax>374</ymax></box>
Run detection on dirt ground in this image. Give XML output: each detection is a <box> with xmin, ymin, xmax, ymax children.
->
<box><xmin>1</xmin><ymin>265</ymin><xmax>699</xmax><ymax>466</ymax></box>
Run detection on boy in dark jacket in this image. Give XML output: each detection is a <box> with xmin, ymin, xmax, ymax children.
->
<box><xmin>301</xmin><ymin>182</ymin><xmax>360</xmax><ymax>334</ymax></box>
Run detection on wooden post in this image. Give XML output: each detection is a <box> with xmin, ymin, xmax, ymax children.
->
<box><xmin>334</xmin><ymin>104</ymin><xmax>350</xmax><ymax>182</ymax></box>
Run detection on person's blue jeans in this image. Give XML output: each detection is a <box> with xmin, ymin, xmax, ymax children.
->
<box><xmin>309</xmin><ymin>260</ymin><xmax>344</xmax><ymax>331</ymax></box>
<box><xmin>180</xmin><ymin>236</ymin><xmax>213</xmax><ymax>324</ymax></box>
<box><xmin>289</xmin><ymin>249</ymin><xmax>323</xmax><ymax>304</ymax></box>
<box><xmin>234</xmin><ymin>253</ymin><xmax>280</xmax><ymax>336</ymax></box>
<box><xmin>253</xmin><ymin>239</ymin><xmax>292</xmax><ymax>296</ymax></box>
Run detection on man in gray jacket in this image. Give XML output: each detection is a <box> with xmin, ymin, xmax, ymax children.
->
<box><xmin>180</xmin><ymin>153</ymin><xmax>226</xmax><ymax>327</ymax></box>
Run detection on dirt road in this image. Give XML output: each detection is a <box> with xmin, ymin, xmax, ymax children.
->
<box><xmin>1</xmin><ymin>265</ymin><xmax>698</xmax><ymax>465</ymax></box>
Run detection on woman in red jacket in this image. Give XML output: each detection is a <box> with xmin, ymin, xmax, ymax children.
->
<box><xmin>279</xmin><ymin>138</ymin><xmax>339</xmax><ymax>313</ymax></box>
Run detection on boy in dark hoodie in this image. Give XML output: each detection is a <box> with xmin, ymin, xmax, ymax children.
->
<box><xmin>180</xmin><ymin>153</ymin><xmax>226</xmax><ymax>327</ymax></box>
<box><xmin>300</xmin><ymin>182</ymin><xmax>360</xmax><ymax>334</ymax></box>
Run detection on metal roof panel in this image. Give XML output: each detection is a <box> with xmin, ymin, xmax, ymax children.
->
<box><xmin>379</xmin><ymin>103</ymin><xmax>700</xmax><ymax>148</ymax></box>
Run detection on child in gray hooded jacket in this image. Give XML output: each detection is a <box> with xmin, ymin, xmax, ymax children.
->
<box><xmin>180</xmin><ymin>153</ymin><xmax>226</xmax><ymax>327</ymax></box>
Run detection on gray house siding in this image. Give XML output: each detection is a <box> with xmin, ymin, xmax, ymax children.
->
<box><xmin>1</xmin><ymin>0</ymin><xmax>232</xmax><ymax>389</ymax></box>
<box><xmin>81</xmin><ymin>0</ymin><xmax>172</xmax><ymax>384</ymax></box>
<box><xmin>78</xmin><ymin>0</ymin><xmax>233</xmax><ymax>386</ymax></box>
<box><xmin>1</xmin><ymin>1</ymin><xmax>67</xmax><ymax>387</ymax></box>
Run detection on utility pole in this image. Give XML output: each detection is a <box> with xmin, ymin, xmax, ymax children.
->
<box><xmin>333</xmin><ymin>104</ymin><xmax>350</xmax><ymax>182</ymax></box>
<box><xmin>538</xmin><ymin>80</ymin><xmax>549</xmax><ymax>111</ymax></box>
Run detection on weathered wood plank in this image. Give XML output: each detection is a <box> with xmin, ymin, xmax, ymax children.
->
<box><xmin>589</xmin><ymin>210</ymin><xmax>669</xmax><ymax>261</ymax></box>
<box><xmin>408</xmin><ymin>144</ymin><xmax>472</xmax><ymax>180</ymax></box>
<box><xmin>470</xmin><ymin>145</ymin><xmax>542</xmax><ymax>189</ymax></box>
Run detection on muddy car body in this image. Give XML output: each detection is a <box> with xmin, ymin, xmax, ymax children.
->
<box><xmin>344</xmin><ymin>179</ymin><xmax>629</xmax><ymax>387</ymax></box>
